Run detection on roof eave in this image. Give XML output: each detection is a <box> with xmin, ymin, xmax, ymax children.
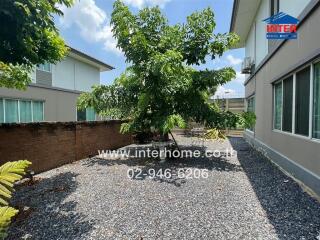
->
<box><xmin>230</xmin><ymin>0</ymin><xmax>239</xmax><ymax>33</ymax></box>
<box><xmin>68</xmin><ymin>47</ymin><xmax>115</xmax><ymax>72</ymax></box>
<box><xmin>229</xmin><ymin>0</ymin><xmax>262</xmax><ymax>49</ymax></box>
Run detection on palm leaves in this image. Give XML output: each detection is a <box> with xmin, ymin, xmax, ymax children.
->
<box><xmin>0</xmin><ymin>207</ymin><xmax>18</xmax><ymax>239</ymax></box>
<box><xmin>0</xmin><ymin>160</ymin><xmax>31</xmax><ymax>239</ymax></box>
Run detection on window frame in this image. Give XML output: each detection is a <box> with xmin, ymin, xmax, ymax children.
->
<box><xmin>76</xmin><ymin>108</ymin><xmax>97</xmax><ymax>122</ymax></box>
<box><xmin>273</xmin><ymin>80</ymin><xmax>283</xmax><ymax>131</ymax></box>
<box><xmin>272</xmin><ymin>59</ymin><xmax>320</xmax><ymax>142</ymax></box>
<box><xmin>37</xmin><ymin>62</ymin><xmax>51</xmax><ymax>73</ymax></box>
<box><xmin>312</xmin><ymin>61</ymin><xmax>320</xmax><ymax>139</ymax></box>
<box><xmin>0</xmin><ymin>97</ymin><xmax>45</xmax><ymax>123</ymax></box>
<box><xmin>246</xmin><ymin>95</ymin><xmax>255</xmax><ymax>132</ymax></box>
<box><xmin>270</xmin><ymin>0</ymin><xmax>280</xmax><ymax>17</ymax></box>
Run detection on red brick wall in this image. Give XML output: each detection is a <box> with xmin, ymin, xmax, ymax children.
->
<box><xmin>0</xmin><ymin>121</ymin><xmax>132</xmax><ymax>173</ymax></box>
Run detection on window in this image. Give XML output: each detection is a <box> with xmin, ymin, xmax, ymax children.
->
<box><xmin>32</xmin><ymin>101</ymin><xmax>44</xmax><ymax>122</ymax></box>
<box><xmin>273</xmin><ymin>62</ymin><xmax>320</xmax><ymax>140</ymax></box>
<box><xmin>247</xmin><ymin>96</ymin><xmax>255</xmax><ymax>131</ymax></box>
<box><xmin>247</xmin><ymin>96</ymin><xmax>255</xmax><ymax>113</ymax></box>
<box><xmin>295</xmin><ymin>67</ymin><xmax>310</xmax><ymax>136</ymax></box>
<box><xmin>86</xmin><ymin>108</ymin><xmax>96</xmax><ymax>121</ymax></box>
<box><xmin>5</xmin><ymin>99</ymin><xmax>19</xmax><ymax>123</ymax></box>
<box><xmin>274</xmin><ymin>82</ymin><xmax>282</xmax><ymax>130</ymax></box>
<box><xmin>282</xmin><ymin>76</ymin><xmax>293</xmax><ymax>132</ymax></box>
<box><xmin>274</xmin><ymin>77</ymin><xmax>293</xmax><ymax>131</ymax></box>
<box><xmin>37</xmin><ymin>62</ymin><xmax>51</xmax><ymax>72</ymax></box>
<box><xmin>77</xmin><ymin>108</ymin><xmax>96</xmax><ymax>121</ymax></box>
<box><xmin>0</xmin><ymin>98</ymin><xmax>44</xmax><ymax>123</ymax></box>
<box><xmin>77</xmin><ymin>109</ymin><xmax>86</xmax><ymax>121</ymax></box>
<box><xmin>0</xmin><ymin>99</ymin><xmax>3</xmax><ymax>123</ymax></box>
<box><xmin>20</xmin><ymin>100</ymin><xmax>32</xmax><ymax>123</ymax></box>
<box><xmin>313</xmin><ymin>63</ymin><xmax>320</xmax><ymax>139</ymax></box>
<box><xmin>270</xmin><ymin>0</ymin><xmax>279</xmax><ymax>16</ymax></box>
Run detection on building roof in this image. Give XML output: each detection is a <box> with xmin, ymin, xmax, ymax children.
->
<box><xmin>68</xmin><ymin>47</ymin><xmax>115</xmax><ymax>72</ymax></box>
<box><xmin>229</xmin><ymin>0</ymin><xmax>262</xmax><ymax>49</ymax></box>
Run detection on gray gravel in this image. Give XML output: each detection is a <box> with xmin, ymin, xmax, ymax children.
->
<box><xmin>8</xmin><ymin>134</ymin><xmax>320</xmax><ymax>240</ymax></box>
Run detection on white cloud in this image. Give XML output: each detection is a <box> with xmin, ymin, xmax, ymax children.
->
<box><xmin>234</xmin><ymin>71</ymin><xmax>245</xmax><ymax>84</ymax></box>
<box><xmin>123</xmin><ymin>0</ymin><xmax>171</xmax><ymax>8</ymax></box>
<box><xmin>226</xmin><ymin>54</ymin><xmax>242</xmax><ymax>66</ymax></box>
<box><xmin>59</xmin><ymin>0</ymin><xmax>121</xmax><ymax>55</ymax></box>
<box><xmin>213</xmin><ymin>86</ymin><xmax>236</xmax><ymax>99</ymax></box>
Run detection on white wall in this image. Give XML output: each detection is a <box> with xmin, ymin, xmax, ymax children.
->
<box><xmin>245</xmin><ymin>24</ymin><xmax>255</xmax><ymax>64</ymax></box>
<box><xmin>255</xmin><ymin>0</ymin><xmax>269</xmax><ymax>65</ymax></box>
<box><xmin>279</xmin><ymin>0</ymin><xmax>312</xmax><ymax>18</ymax></box>
<box><xmin>244</xmin><ymin>0</ymin><xmax>311</xmax><ymax>70</ymax></box>
<box><xmin>52</xmin><ymin>56</ymin><xmax>100</xmax><ymax>92</ymax></box>
<box><xmin>245</xmin><ymin>0</ymin><xmax>269</xmax><ymax>68</ymax></box>
<box><xmin>75</xmin><ymin>60</ymin><xmax>100</xmax><ymax>92</ymax></box>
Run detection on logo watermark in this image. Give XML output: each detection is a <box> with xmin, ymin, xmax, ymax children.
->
<box><xmin>97</xmin><ymin>148</ymin><xmax>237</xmax><ymax>160</ymax></box>
<box><xmin>263</xmin><ymin>12</ymin><xmax>299</xmax><ymax>40</ymax></box>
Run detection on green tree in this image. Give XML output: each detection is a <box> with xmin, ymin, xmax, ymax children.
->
<box><xmin>78</xmin><ymin>0</ymin><xmax>240</xmax><ymax>136</ymax></box>
<box><xmin>0</xmin><ymin>1</ymin><xmax>72</xmax><ymax>236</ymax></box>
<box><xmin>0</xmin><ymin>0</ymin><xmax>73</xmax><ymax>90</ymax></box>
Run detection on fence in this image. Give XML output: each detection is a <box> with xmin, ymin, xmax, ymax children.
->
<box><xmin>0</xmin><ymin>121</ymin><xmax>132</xmax><ymax>173</ymax></box>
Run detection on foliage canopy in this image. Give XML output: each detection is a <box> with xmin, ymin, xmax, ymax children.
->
<box><xmin>0</xmin><ymin>0</ymin><xmax>73</xmax><ymax>90</ymax></box>
<box><xmin>78</xmin><ymin>0</ymin><xmax>240</xmax><ymax>134</ymax></box>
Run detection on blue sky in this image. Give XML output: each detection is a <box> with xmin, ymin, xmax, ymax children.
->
<box><xmin>57</xmin><ymin>0</ymin><xmax>245</xmax><ymax>98</ymax></box>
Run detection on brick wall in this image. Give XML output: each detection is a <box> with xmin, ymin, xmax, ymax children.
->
<box><xmin>0</xmin><ymin>121</ymin><xmax>132</xmax><ymax>173</ymax></box>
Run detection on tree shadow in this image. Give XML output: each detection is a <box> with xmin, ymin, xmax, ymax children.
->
<box><xmin>8</xmin><ymin>172</ymin><xmax>95</xmax><ymax>240</ymax></box>
<box><xmin>228</xmin><ymin>136</ymin><xmax>320</xmax><ymax>239</ymax></box>
<box><xmin>82</xmin><ymin>144</ymin><xmax>242</xmax><ymax>187</ymax></box>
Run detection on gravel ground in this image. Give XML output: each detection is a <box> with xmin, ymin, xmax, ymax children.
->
<box><xmin>8</xmin><ymin>134</ymin><xmax>320</xmax><ymax>240</ymax></box>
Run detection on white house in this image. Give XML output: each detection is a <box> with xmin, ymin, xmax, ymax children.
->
<box><xmin>230</xmin><ymin>0</ymin><xmax>320</xmax><ymax>195</ymax></box>
<box><xmin>0</xmin><ymin>47</ymin><xmax>113</xmax><ymax>123</ymax></box>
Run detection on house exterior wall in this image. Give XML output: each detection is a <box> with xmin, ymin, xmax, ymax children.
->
<box><xmin>244</xmin><ymin>0</ymin><xmax>313</xmax><ymax>75</ymax></box>
<box><xmin>279</xmin><ymin>0</ymin><xmax>312</xmax><ymax>17</ymax></box>
<box><xmin>245</xmin><ymin>0</ymin><xmax>269</xmax><ymax>69</ymax></box>
<box><xmin>52</xmin><ymin>56</ymin><xmax>100</xmax><ymax>92</ymax></box>
<box><xmin>1</xmin><ymin>51</ymin><xmax>106</xmax><ymax>123</ymax></box>
<box><xmin>255</xmin><ymin>0</ymin><xmax>269</xmax><ymax>65</ymax></box>
<box><xmin>36</xmin><ymin>69</ymin><xmax>52</xmax><ymax>86</ymax></box>
<box><xmin>0</xmin><ymin>85</ymin><xmax>80</xmax><ymax>122</ymax></box>
<box><xmin>244</xmin><ymin>1</ymin><xmax>320</xmax><ymax>195</ymax></box>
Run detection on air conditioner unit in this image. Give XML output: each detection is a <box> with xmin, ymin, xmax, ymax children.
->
<box><xmin>241</xmin><ymin>57</ymin><xmax>253</xmax><ymax>74</ymax></box>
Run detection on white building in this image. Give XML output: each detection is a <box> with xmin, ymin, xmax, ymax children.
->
<box><xmin>230</xmin><ymin>0</ymin><xmax>320</xmax><ymax>196</ymax></box>
<box><xmin>0</xmin><ymin>47</ymin><xmax>113</xmax><ymax>123</ymax></box>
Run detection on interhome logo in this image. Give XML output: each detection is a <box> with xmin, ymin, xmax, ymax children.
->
<box><xmin>263</xmin><ymin>12</ymin><xmax>299</xmax><ymax>40</ymax></box>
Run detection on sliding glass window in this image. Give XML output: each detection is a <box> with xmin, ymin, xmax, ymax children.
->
<box><xmin>86</xmin><ymin>108</ymin><xmax>96</xmax><ymax>121</ymax></box>
<box><xmin>77</xmin><ymin>108</ymin><xmax>96</xmax><ymax>121</ymax></box>
<box><xmin>314</xmin><ymin>63</ymin><xmax>320</xmax><ymax>139</ymax></box>
<box><xmin>247</xmin><ymin>97</ymin><xmax>255</xmax><ymax>113</ymax></box>
<box><xmin>0</xmin><ymin>99</ymin><xmax>3</xmax><ymax>123</ymax></box>
<box><xmin>274</xmin><ymin>82</ymin><xmax>282</xmax><ymax>130</ymax></box>
<box><xmin>32</xmin><ymin>101</ymin><xmax>44</xmax><ymax>122</ymax></box>
<box><xmin>247</xmin><ymin>96</ymin><xmax>255</xmax><ymax>131</ymax></box>
<box><xmin>0</xmin><ymin>98</ymin><xmax>44</xmax><ymax>123</ymax></box>
<box><xmin>282</xmin><ymin>76</ymin><xmax>293</xmax><ymax>132</ymax></box>
<box><xmin>295</xmin><ymin>67</ymin><xmax>310</xmax><ymax>136</ymax></box>
<box><xmin>20</xmin><ymin>100</ymin><xmax>32</xmax><ymax>123</ymax></box>
<box><xmin>5</xmin><ymin>99</ymin><xmax>19</xmax><ymax>123</ymax></box>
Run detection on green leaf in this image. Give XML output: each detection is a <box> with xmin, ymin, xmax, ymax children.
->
<box><xmin>0</xmin><ymin>160</ymin><xmax>32</xmax><ymax>207</ymax></box>
<box><xmin>0</xmin><ymin>206</ymin><xmax>19</xmax><ymax>239</ymax></box>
